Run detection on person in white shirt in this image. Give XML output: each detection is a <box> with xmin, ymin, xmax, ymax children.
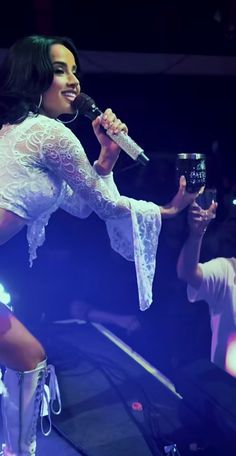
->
<box><xmin>177</xmin><ymin>200</ymin><xmax>236</xmax><ymax>378</ymax></box>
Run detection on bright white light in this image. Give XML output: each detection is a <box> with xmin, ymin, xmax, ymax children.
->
<box><xmin>0</xmin><ymin>282</ymin><xmax>11</xmax><ymax>306</ymax></box>
<box><xmin>232</xmin><ymin>199</ymin><xmax>236</xmax><ymax>206</ymax></box>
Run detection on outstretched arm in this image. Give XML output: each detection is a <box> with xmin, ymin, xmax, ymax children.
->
<box><xmin>93</xmin><ymin>112</ymin><xmax>201</xmax><ymax>219</ymax></box>
<box><xmin>40</xmin><ymin>118</ymin><xmax>161</xmax><ymax>311</ymax></box>
<box><xmin>159</xmin><ymin>176</ymin><xmax>204</xmax><ymax>219</ymax></box>
<box><xmin>177</xmin><ymin>201</ymin><xmax>217</xmax><ymax>289</ymax></box>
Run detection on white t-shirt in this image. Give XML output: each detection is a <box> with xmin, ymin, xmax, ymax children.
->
<box><xmin>187</xmin><ymin>257</ymin><xmax>236</xmax><ymax>376</ymax></box>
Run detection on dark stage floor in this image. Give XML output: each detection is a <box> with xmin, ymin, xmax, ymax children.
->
<box><xmin>1</xmin><ymin>320</ymin><xmax>236</xmax><ymax>455</ymax></box>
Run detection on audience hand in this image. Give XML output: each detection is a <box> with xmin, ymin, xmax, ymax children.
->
<box><xmin>188</xmin><ymin>200</ymin><xmax>218</xmax><ymax>237</ymax></box>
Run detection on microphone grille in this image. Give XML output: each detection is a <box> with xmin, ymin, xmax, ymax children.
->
<box><xmin>73</xmin><ymin>92</ymin><xmax>95</xmax><ymax>115</ymax></box>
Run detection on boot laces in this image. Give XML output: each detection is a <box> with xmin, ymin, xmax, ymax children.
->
<box><xmin>40</xmin><ymin>364</ymin><xmax>62</xmax><ymax>436</ymax></box>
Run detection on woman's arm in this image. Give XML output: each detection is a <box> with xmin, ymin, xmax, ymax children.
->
<box><xmin>91</xmin><ymin>108</ymin><xmax>127</xmax><ymax>175</ymax></box>
<box><xmin>0</xmin><ymin>208</ymin><xmax>26</xmax><ymax>245</ymax></box>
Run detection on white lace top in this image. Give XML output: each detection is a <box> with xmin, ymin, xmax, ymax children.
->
<box><xmin>0</xmin><ymin>113</ymin><xmax>161</xmax><ymax>310</ymax></box>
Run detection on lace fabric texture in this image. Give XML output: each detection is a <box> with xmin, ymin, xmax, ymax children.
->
<box><xmin>0</xmin><ymin>113</ymin><xmax>162</xmax><ymax>310</ymax></box>
<box><xmin>106</xmin><ymin>199</ymin><xmax>161</xmax><ymax>310</ymax></box>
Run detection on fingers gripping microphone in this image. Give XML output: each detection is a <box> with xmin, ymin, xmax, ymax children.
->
<box><xmin>73</xmin><ymin>93</ymin><xmax>149</xmax><ymax>165</ymax></box>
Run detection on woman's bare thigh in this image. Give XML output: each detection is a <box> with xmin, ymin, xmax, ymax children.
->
<box><xmin>0</xmin><ymin>303</ymin><xmax>45</xmax><ymax>371</ymax></box>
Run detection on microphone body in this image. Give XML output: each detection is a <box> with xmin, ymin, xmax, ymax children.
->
<box><xmin>74</xmin><ymin>93</ymin><xmax>149</xmax><ymax>165</ymax></box>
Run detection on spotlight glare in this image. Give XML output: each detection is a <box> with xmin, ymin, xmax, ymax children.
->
<box><xmin>0</xmin><ymin>282</ymin><xmax>11</xmax><ymax>306</ymax></box>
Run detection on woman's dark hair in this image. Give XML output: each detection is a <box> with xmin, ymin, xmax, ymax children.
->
<box><xmin>0</xmin><ymin>35</ymin><xmax>80</xmax><ymax>125</ymax></box>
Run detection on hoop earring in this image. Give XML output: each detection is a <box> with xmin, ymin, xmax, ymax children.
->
<box><xmin>37</xmin><ymin>94</ymin><xmax>42</xmax><ymax>110</ymax></box>
<box><xmin>58</xmin><ymin>110</ymin><xmax>79</xmax><ymax>124</ymax></box>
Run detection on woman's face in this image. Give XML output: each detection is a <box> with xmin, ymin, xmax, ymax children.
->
<box><xmin>41</xmin><ymin>44</ymin><xmax>80</xmax><ymax>118</ymax></box>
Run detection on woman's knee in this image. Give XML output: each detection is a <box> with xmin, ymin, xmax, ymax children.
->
<box><xmin>22</xmin><ymin>339</ymin><xmax>46</xmax><ymax>371</ymax></box>
<box><xmin>0</xmin><ymin>309</ymin><xmax>46</xmax><ymax>371</ymax></box>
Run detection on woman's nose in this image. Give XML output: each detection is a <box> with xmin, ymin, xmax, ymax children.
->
<box><xmin>67</xmin><ymin>74</ymin><xmax>80</xmax><ymax>87</ymax></box>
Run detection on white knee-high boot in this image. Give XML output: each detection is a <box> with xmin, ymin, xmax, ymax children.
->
<box><xmin>1</xmin><ymin>360</ymin><xmax>61</xmax><ymax>456</ymax></box>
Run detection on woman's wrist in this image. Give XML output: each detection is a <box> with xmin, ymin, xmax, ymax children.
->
<box><xmin>93</xmin><ymin>160</ymin><xmax>113</xmax><ymax>176</ymax></box>
<box><xmin>95</xmin><ymin>147</ymin><xmax>120</xmax><ymax>175</ymax></box>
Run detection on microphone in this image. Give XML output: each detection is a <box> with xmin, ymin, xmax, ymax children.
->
<box><xmin>73</xmin><ymin>92</ymin><xmax>149</xmax><ymax>165</ymax></box>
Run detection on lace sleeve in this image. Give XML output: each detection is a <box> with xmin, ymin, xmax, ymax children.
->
<box><xmin>41</xmin><ymin>121</ymin><xmax>129</xmax><ymax>219</ymax></box>
<box><xmin>59</xmin><ymin>183</ymin><xmax>93</xmax><ymax>218</ymax></box>
<box><xmin>59</xmin><ymin>163</ymin><xmax>120</xmax><ymax>218</ymax></box>
<box><xmin>106</xmin><ymin>199</ymin><xmax>162</xmax><ymax>310</ymax></box>
<box><xmin>41</xmin><ymin>121</ymin><xmax>162</xmax><ymax>310</ymax></box>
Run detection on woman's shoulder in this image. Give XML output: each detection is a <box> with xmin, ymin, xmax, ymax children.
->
<box><xmin>28</xmin><ymin>113</ymin><xmax>74</xmax><ymax>135</ymax></box>
<box><xmin>28</xmin><ymin>114</ymin><xmax>81</xmax><ymax>147</ymax></box>
<box><xmin>28</xmin><ymin>113</ymin><xmax>60</xmax><ymax>127</ymax></box>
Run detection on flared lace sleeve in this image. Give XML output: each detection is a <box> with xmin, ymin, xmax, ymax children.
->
<box><xmin>106</xmin><ymin>199</ymin><xmax>161</xmax><ymax>310</ymax></box>
<box><xmin>40</xmin><ymin>120</ymin><xmax>162</xmax><ymax>310</ymax></box>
